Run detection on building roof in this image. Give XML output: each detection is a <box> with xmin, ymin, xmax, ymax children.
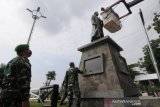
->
<box><xmin>134</xmin><ymin>73</ymin><xmax>158</xmax><ymax>81</ymax></box>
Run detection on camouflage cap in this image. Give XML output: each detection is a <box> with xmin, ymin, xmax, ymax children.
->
<box><xmin>15</xmin><ymin>44</ymin><xmax>30</xmax><ymax>53</ymax></box>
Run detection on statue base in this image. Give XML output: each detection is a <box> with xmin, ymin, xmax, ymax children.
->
<box><xmin>76</xmin><ymin>36</ymin><xmax>140</xmax><ymax>107</ymax></box>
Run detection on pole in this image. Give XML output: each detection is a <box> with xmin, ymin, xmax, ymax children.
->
<box><xmin>51</xmin><ymin>84</ymin><xmax>59</xmax><ymax>107</ymax></box>
<box><xmin>27</xmin><ymin>19</ymin><xmax>37</xmax><ymax>45</ymax></box>
<box><xmin>26</xmin><ymin>7</ymin><xmax>46</xmax><ymax>45</ymax></box>
<box><xmin>139</xmin><ymin>9</ymin><xmax>160</xmax><ymax>83</ymax></box>
<box><xmin>128</xmin><ymin>0</ymin><xmax>144</xmax><ymax>7</ymax></box>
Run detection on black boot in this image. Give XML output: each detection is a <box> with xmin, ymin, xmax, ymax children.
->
<box><xmin>68</xmin><ymin>104</ymin><xmax>72</xmax><ymax>107</ymax></box>
<box><xmin>76</xmin><ymin>104</ymin><xmax>80</xmax><ymax>107</ymax></box>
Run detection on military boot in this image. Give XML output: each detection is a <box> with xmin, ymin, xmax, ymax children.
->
<box><xmin>76</xmin><ymin>104</ymin><xmax>80</xmax><ymax>107</ymax></box>
<box><xmin>68</xmin><ymin>103</ymin><xmax>72</xmax><ymax>107</ymax></box>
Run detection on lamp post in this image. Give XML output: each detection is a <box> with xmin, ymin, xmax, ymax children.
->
<box><xmin>139</xmin><ymin>9</ymin><xmax>160</xmax><ymax>83</ymax></box>
<box><xmin>26</xmin><ymin>7</ymin><xmax>46</xmax><ymax>45</ymax></box>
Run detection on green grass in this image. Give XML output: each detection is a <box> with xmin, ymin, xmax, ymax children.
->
<box><xmin>30</xmin><ymin>100</ymin><xmax>67</xmax><ymax>107</ymax></box>
<box><xmin>30</xmin><ymin>100</ymin><xmax>41</xmax><ymax>107</ymax></box>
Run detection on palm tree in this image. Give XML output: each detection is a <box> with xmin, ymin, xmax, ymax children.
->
<box><xmin>39</xmin><ymin>71</ymin><xmax>56</xmax><ymax>102</ymax></box>
<box><xmin>45</xmin><ymin>71</ymin><xmax>56</xmax><ymax>86</ymax></box>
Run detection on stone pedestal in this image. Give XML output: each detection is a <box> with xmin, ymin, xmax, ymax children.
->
<box><xmin>77</xmin><ymin>36</ymin><xmax>140</xmax><ymax>107</ymax></box>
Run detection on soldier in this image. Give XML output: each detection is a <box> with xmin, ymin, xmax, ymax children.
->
<box><xmin>0</xmin><ymin>68</ymin><xmax>4</xmax><ymax>87</ymax></box>
<box><xmin>0</xmin><ymin>65</ymin><xmax>5</xmax><ymax>107</ymax></box>
<box><xmin>1</xmin><ymin>44</ymin><xmax>32</xmax><ymax>107</ymax></box>
<box><xmin>0</xmin><ymin>66</ymin><xmax>4</xmax><ymax>91</ymax></box>
<box><xmin>63</xmin><ymin>62</ymin><xmax>84</xmax><ymax>107</ymax></box>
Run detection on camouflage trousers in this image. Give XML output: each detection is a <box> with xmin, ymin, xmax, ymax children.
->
<box><xmin>0</xmin><ymin>89</ymin><xmax>21</xmax><ymax>107</ymax></box>
<box><xmin>60</xmin><ymin>90</ymin><xmax>67</xmax><ymax>104</ymax></box>
<box><xmin>67</xmin><ymin>85</ymin><xmax>81</xmax><ymax>107</ymax></box>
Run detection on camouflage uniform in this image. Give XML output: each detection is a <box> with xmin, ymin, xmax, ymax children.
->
<box><xmin>65</xmin><ymin>67</ymin><xmax>83</xmax><ymax>107</ymax></box>
<box><xmin>0</xmin><ymin>68</ymin><xmax>3</xmax><ymax>87</ymax></box>
<box><xmin>0</xmin><ymin>68</ymin><xmax>4</xmax><ymax>107</ymax></box>
<box><xmin>0</xmin><ymin>68</ymin><xmax>4</xmax><ymax>89</ymax></box>
<box><xmin>1</xmin><ymin>45</ymin><xmax>31</xmax><ymax>107</ymax></box>
<box><xmin>60</xmin><ymin>75</ymin><xmax>68</xmax><ymax>105</ymax></box>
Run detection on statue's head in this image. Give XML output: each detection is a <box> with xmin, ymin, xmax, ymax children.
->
<box><xmin>94</xmin><ymin>11</ymin><xmax>99</xmax><ymax>16</ymax></box>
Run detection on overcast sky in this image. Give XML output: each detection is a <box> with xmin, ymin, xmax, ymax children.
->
<box><xmin>0</xmin><ymin>0</ymin><xmax>159</xmax><ymax>89</ymax></box>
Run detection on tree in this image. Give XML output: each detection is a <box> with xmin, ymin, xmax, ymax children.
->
<box><xmin>45</xmin><ymin>71</ymin><xmax>56</xmax><ymax>86</ymax></box>
<box><xmin>148</xmin><ymin>12</ymin><xmax>160</xmax><ymax>35</ymax></box>
<box><xmin>128</xmin><ymin>63</ymin><xmax>143</xmax><ymax>79</ymax></box>
<box><xmin>38</xmin><ymin>71</ymin><xmax>56</xmax><ymax>103</ymax></box>
<box><xmin>139</xmin><ymin>38</ymin><xmax>160</xmax><ymax>74</ymax></box>
<box><xmin>137</xmin><ymin>11</ymin><xmax>160</xmax><ymax>89</ymax></box>
<box><xmin>153</xmin><ymin>12</ymin><xmax>160</xmax><ymax>34</ymax></box>
<box><xmin>137</xmin><ymin>38</ymin><xmax>160</xmax><ymax>88</ymax></box>
<box><xmin>127</xmin><ymin>12</ymin><xmax>160</xmax><ymax>94</ymax></box>
<box><xmin>141</xmin><ymin>11</ymin><xmax>160</xmax><ymax>74</ymax></box>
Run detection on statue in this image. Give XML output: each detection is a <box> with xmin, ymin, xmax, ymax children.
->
<box><xmin>91</xmin><ymin>11</ymin><xmax>104</xmax><ymax>42</ymax></box>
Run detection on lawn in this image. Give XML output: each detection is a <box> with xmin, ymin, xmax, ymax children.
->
<box><xmin>30</xmin><ymin>100</ymin><xmax>67</xmax><ymax>107</ymax></box>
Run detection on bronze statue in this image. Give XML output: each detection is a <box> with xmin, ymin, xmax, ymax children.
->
<box><xmin>91</xmin><ymin>11</ymin><xmax>104</xmax><ymax>42</ymax></box>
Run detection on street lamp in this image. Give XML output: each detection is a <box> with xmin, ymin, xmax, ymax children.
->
<box><xmin>139</xmin><ymin>9</ymin><xmax>160</xmax><ymax>83</ymax></box>
<box><xmin>26</xmin><ymin>7</ymin><xmax>46</xmax><ymax>45</ymax></box>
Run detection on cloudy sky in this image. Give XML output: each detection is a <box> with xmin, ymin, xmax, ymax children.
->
<box><xmin>0</xmin><ymin>0</ymin><xmax>159</xmax><ymax>89</ymax></box>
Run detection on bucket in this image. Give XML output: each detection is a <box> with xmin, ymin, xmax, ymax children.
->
<box><xmin>100</xmin><ymin>8</ymin><xmax>122</xmax><ymax>33</ymax></box>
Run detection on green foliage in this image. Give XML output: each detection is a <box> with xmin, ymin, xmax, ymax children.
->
<box><xmin>139</xmin><ymin>38</ymin><xmax>160</xmax><ymax>74</ymax></box>
<box><xmin>137</xmin><ymin>12</ymin><xmax>160</xmax><ymax>89</ymax></box>
<box><xmin>128</xmin><ymin>12</ymin><xmax>160</xmax><ymax>94</ymax></box>
<box><xmin>148</xmin><ymin>12</ymin><xmax>160</xmax><ymax>34</ymax></box>
<box><xmin>152</xmin><ymin>12</ymin><xmax>160</xmax><ymax>34</ymax></box>
<box><xmin>128</xmin><ymin>63</ymin><xmax>139</xmax><ymax>68</ymax></box>
<box><xmin>136</xmin><ymin>83</ymin><xmax>146</xmax><ymax>92</ymax></box>
<box><xmin>45</xmin><ymin>71</ymin><xmax>56</xmax><ymax>86</ymax></box>
<box><xmin>146</xmin><ymin>13</ymin><xmax>160</xmax><ymax>73</ymax></box>
<box><xmin>137</xmin><ymin>38</ymin><xmax>160</xmax><ymax>87</ymax></box>
<box><xmin>46</xmin><ymin>71</ymin><xmax>56</xmax><ymax>80</ymax></box>
<box><xmin>128</xmin><ymin>64</ymin><xmax>142</xmax><ymax>79</ymax></box>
